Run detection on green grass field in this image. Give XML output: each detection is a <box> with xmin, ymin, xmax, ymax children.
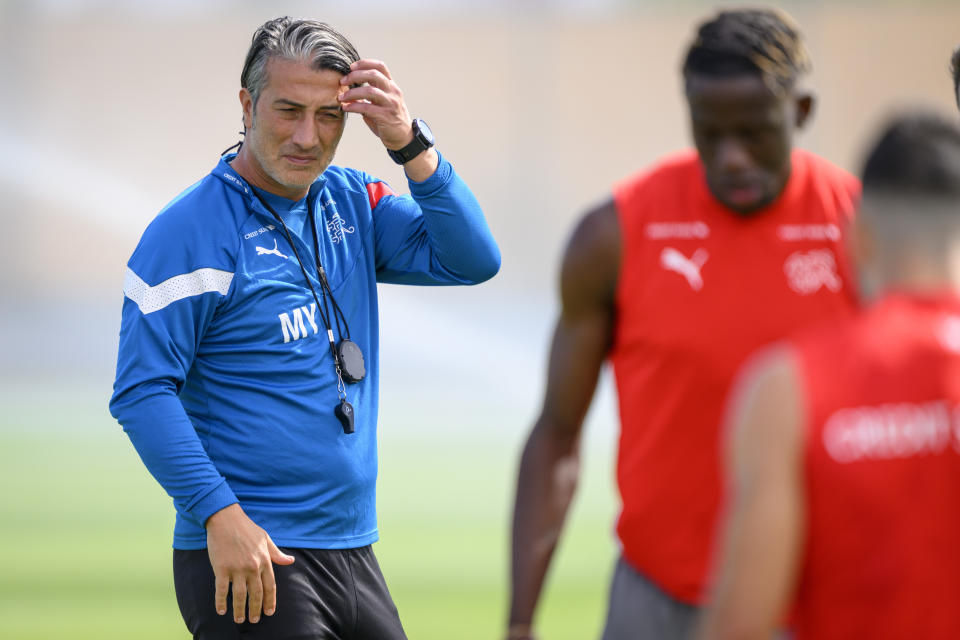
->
<box><xmin>0</xmin><ymin>386</ymin><xmax>618</xmax><ymax>639</ymax></box>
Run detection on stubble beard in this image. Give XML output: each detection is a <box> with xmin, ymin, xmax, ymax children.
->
<box><xmin>252</xmin><ymin>141</ymin><xmax>319</xmax><ymax>194</ymax></box>
<box><xmin>247</xmin><ymin>117</ymin><xmax>329</xmax><ymax>195</ymax></box>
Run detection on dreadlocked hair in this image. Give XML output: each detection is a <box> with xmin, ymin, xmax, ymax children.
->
<box><xmin>682</xmin><ymin>8</ymin><xmax>812</xmax><ymax>94</ymax></box>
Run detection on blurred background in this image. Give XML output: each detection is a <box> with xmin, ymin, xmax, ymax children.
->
<box><xmin>1</xmin><ymin>0</ymin><xmax>958</xmax><ymax>638</ymax></box>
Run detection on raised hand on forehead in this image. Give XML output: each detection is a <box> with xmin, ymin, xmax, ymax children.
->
<box><xmin>338</xmin><ymin>59</ymin><xmax>414</xmax><ymax>152</ymax></box>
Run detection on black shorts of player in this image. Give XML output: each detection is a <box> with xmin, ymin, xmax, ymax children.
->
<box><xmin>174</xmin><ymin>545</ymin><xmax>407</xmax><ymax>640</ymax></box>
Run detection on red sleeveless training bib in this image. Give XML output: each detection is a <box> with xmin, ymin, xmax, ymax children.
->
<box><xmin>610</xmin><ymin>148</ymin><xmax>859</xmax><ymax>603</ymax></box>
<box><xmin>792</xmin><ymin>293</ymin><xmax>960</xmax><ymax>639</ymax></box>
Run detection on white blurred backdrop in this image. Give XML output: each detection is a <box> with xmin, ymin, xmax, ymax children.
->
<box><xmin>2</xmin><ymin>0</ymin><xmax>959</xmax><ymax>435</ymax></box>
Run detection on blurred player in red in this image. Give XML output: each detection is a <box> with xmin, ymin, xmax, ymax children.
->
<box><xmin>506</xmin><ymin>8</ymin><xmax>859</xmax><ymax>640</ymax></box>
<box><xmin>701</xmin><ymin>112</ymin><xmax>960</xmax><ymax>640</ymax></box>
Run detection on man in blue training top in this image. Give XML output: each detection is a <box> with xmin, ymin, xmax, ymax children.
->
<box><xmin>109</xmin><ymin>17</ymin><xmax>499</xmax><ymax>640</ymax></box>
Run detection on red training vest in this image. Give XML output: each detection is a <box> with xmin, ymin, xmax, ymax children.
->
<box><xmin>792</xmin><ymin>293</ymin><xmax>960</xmax><ymax>639</ymax></box>
<box><xmin>610</xmin><ymin>149</ymin><xmax>859</xmax><ymax>603</ymax></box>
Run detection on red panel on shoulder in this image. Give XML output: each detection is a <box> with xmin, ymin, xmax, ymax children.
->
<box><xmin>366</xmin><ymin>181</ymin><xmax>398</xmax><ymax>210</ymax></box>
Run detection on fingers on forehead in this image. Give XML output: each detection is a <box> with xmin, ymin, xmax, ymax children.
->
<box><xmin>342</xmin><ymin>85</ymin><xmax>389</xmax><ymax>103</ymax></box>
<box><xmin>353</xmin><ymin>67</ymin><xmax>388</xmax><ymax>80</ymax></box>
<box><xmin>353</xmin><ymin>58</ymin><xmax>391</xmax><ymax>78</ymax></box>
<box><xmin>346</xmin><ymin>68</ymin><xmax>392</xmax><ymax>90</ymax></box>
<box><xmin>341</xmin><ymin>100</ymin><xmax>383</xmax><ymax>115</ymax></box>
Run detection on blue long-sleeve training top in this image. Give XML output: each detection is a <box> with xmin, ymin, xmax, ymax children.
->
<box><xmin>109</xmin><ymin>152</ymin><xmax>500</xmax><ymax>550</ymax></box>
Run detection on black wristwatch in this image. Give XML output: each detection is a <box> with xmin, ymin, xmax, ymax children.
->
<box><xmin>387</xmin><ymin>118</ymin><xmax>435</xmax><ymax>164</ymax></box>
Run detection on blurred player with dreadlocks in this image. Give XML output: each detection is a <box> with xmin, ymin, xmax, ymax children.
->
<box><xmin>701</xmin><ymin>112</ymin><xmax>960</xmax><ymax>640</ymax></box>
<box><xmin>506</xmin><ymin>8</ymin><xmax>859</xmax><ymax>640</ymax></box>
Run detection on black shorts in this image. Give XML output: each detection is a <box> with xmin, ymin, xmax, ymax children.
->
<box><xmin>174</xmin><ymin>545</ymin><xmax>407</xmax><ymax>640</ymax></box>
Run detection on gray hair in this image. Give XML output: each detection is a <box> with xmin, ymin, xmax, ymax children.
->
<box><xmin>240</xmin><ymin>17</ymin><xmax>360</xmax><ymax>108</ymax></box>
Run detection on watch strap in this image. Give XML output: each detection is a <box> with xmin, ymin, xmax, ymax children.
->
<box><xmin>387</xmin><ymin>119</ymin><xmax>434</xmax><ymax>164</ymax></box>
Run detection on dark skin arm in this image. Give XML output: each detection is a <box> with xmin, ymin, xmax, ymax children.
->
<box><xmin>506</xmin><ymin>199</ymin><xmax>621</xmax><ymax>640</ymax></box>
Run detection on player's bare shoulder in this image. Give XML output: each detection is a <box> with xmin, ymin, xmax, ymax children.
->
<box><xmin>728</xmin><ymin>343</ymin><xmax>806</xmax><ymax>469</ymax></box>
<box><xmin>559</xmin><ymin>199</ymin><xmax>622</xmax><ymax>314</ymax></box>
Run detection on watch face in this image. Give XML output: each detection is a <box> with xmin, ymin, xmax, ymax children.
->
<box><xmin>414</xmin><ymin>119</ymin><xmax>435</xmax><ymax>145</ymax></box>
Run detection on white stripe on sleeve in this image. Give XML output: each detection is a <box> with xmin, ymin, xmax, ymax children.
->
<box><xmin>124</xmin><ymin>267</ymin><xmax>234</xmax><ymax>315</ymax></box>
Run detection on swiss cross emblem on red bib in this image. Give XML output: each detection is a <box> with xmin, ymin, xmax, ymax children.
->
<box><xmin>784</xmin><ymin>249</ymin><xmax>842</xmax><ymax>295</ymax></box>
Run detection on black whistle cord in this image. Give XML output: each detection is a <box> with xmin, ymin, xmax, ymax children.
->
<box><xmin>249</xmin><ymin>190</ymin><xmax>348</xmax><ymax>389</ymax></box>
<box><xmin>307</xmin><ymin>210</ymin><xmax>351</xmax><ymax>342</ymax></box>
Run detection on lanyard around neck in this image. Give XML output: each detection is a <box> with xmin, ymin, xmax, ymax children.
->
<box><xmin>250</xmin><ymin>189</ymin><xmax>352</xmax><ymax>395</ymax></box>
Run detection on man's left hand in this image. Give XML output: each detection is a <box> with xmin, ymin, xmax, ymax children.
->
<box><xmin>338</xmin><ymin>59</ymin><xmax>438</xmax><ymax>180</ymax></box>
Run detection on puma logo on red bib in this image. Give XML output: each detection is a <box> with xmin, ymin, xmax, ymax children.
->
<box><xmin>660</xmin><ymin>247</ymin><xmax>708</xmax><ymax>291</ymax></box>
